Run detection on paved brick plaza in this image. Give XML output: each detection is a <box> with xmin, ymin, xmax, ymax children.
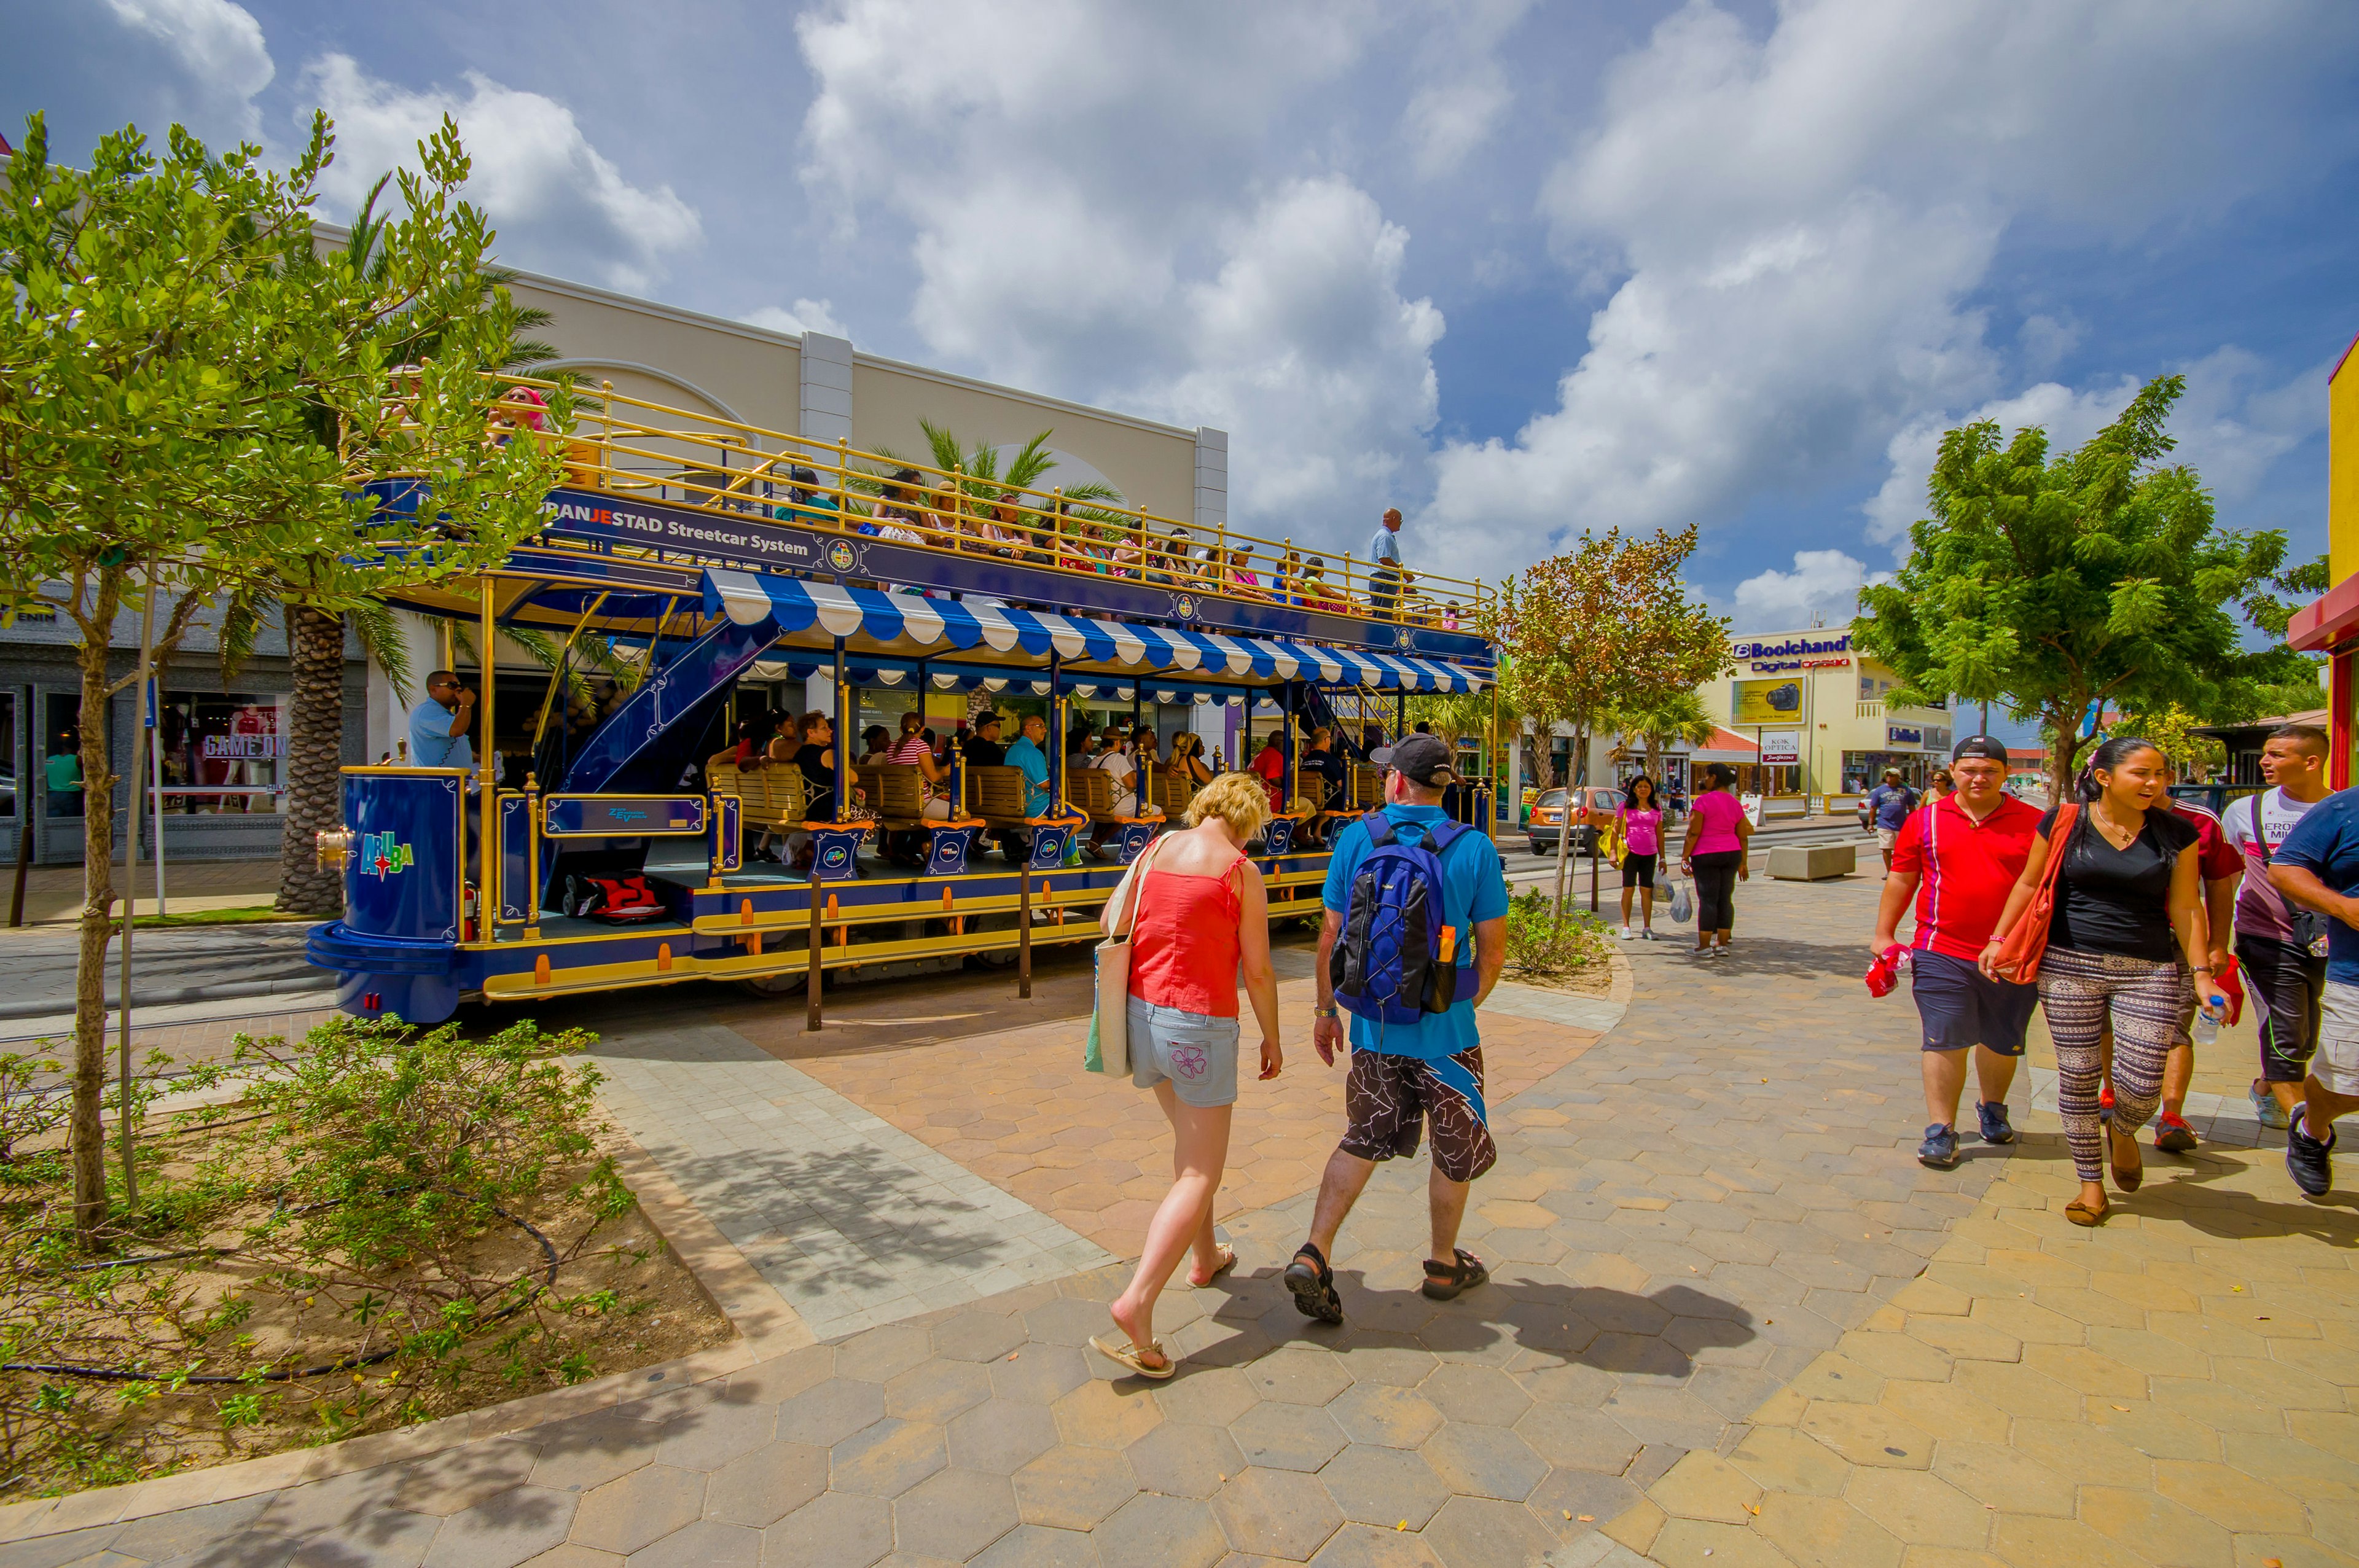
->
<box><xmin>3</xmin><ymin>867</ymin><xmax>2355</xmax><ymax>1567</ymax></box>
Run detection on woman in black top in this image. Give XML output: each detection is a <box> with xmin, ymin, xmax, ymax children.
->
<box><xmin>1982</xmin><ymin>737</ymin><xmax>2228</xmax><ymax>1225</ymax></box>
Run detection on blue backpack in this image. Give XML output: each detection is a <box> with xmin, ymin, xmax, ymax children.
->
<box><xmin>1331</xmin><ymin>810</ymin><xmax>1471</xmax><ymax>1026</ymax></box>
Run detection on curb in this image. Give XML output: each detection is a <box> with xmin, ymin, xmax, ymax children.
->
<box><xmin>0</xmin><ymin>977</ymin><xmax>334</xmax><ymax>1024</ymax></box>
<box><xmin>0</xmin><ymin>1120</ymin><xmax>818</xmax><ymax>1545</ymax></box>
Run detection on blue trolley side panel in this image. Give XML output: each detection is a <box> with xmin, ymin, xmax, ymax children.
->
<box><xmin>346</xmin><ymin>771</ymin><xmax>464</xmax><ymax>942</ymax></box>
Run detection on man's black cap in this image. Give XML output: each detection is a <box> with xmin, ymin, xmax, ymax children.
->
<box><xmin>1952</xmin><ymin>735</ymin><xmax>2010</xmax><ymax>764</ymax></box>
<box><xmin>974</xmin><ymin>711</ymin><xmax>1002</xmax><ymax>728</ymax></box>
<box><xmin>1372</xmin><ymin>733</ymin><xmax>1459</xmax><ymax>787</ymax></box>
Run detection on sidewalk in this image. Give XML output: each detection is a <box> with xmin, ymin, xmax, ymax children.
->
<box><xmin>2</xmin><ymin>859</ymin><xmax>284</xmax><ymax>929</ymax></box>
<box><xmin>4</xmin><ymin>863</ymin><xmax>2352</xmax><ymax>1566</ymax></box>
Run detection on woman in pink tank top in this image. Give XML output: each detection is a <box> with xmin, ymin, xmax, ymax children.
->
<box><xmin>1092</xmin><ymin>771</ymin><xmax>1283</xmax><ymax>1381</ymax></box>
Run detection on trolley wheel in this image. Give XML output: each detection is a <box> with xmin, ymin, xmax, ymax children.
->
<box><xmin>737</xmin><ymin>972</ymin><xmax>808</xmax><ymax>999</ymax></box>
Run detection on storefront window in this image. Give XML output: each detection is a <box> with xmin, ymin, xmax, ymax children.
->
<box><xmin>1841</xmin><ymin>749</ymin><xmax>1930</xmax><ymax>793</ymax></box>
<box><xmin>160</xmin><ymin>692</ymin><xmax>286</xmax><ymax>814</ymax></box>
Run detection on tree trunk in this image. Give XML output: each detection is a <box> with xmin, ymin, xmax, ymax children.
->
<box><xmin>278</xmin><ymin>604</ymin><xmax>349</xmax><ymax>916</ymax></box>
<box><xmin>71</xmin><ymin>614</ymin><xmax>120</xmax><ymax>1241</ymax></box>
<box><xmin>1551</xmin><ymin>724</ymin><xmax>1583</xmax><ymax>918</ymax></box>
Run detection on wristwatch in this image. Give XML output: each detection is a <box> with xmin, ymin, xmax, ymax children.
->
<box><xmin>1314</xmin><ymin>1005</ymin><xmax>1339</xmax><ymax>1019</ymax></box>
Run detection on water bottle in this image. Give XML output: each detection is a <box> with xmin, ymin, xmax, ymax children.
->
<box><xmin>2193</xmin><ymin>1000</ymin><xmax>2222</xmax><ymax>1046</ymax></box>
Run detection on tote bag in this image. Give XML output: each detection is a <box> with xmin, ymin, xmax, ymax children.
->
<box><xmin>1084</xmin><ymin>841</ymin><xmax>1162</xmax><ymax>1076</ymax></box>
<box><xmin>1991</xmin><ymin>802</ymin><xmax>2078</xmax><ymax>984</ymax></box>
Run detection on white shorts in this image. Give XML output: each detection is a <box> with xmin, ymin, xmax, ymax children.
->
<box><xmin>2316</xmin><ymin>981</ymin><xmax>2359</xmax><ymax>1095</ymax></box>
<box><xmin>1877</xmin><ymin>827</ymin><xmax>1900</xmax><ymax>851</ymax></box>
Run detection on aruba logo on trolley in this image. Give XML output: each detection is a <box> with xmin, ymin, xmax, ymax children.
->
<box><xmin>359</xmin><ymin>832</ymin><xmax>414</xmax><ymax>878</ymax></box>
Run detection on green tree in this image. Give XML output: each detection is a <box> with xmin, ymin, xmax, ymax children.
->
<box><xmin>0</xmin><ymin>111</ymin><xmax>568</xmax><ymax>1240</ymax></box>
<box><xmin>1856</xmin><ymin>376</ymin><xmax>2314</xmax><ymax>805</ymax></box>
<box><xmin>1491</xmin><ymin>526</ymin><xmax>1730</xmax><ymax>913</ymax></box>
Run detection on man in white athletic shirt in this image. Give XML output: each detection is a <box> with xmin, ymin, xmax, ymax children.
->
<box><xmin>2220</xmin><ymin>723</ymin><xmax>2334</xmax><ymax>1129</ymax></box>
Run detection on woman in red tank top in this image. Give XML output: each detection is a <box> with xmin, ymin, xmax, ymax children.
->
<box><xmin>1091</xmin><ymin>771</ymin><xmax>1284</xmax><ymax>1381</ymax></box>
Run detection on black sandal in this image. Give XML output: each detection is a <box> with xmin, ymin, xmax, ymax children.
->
<box><xmin>1423</xmin><ymin>1248</ymin><xmax>1490</xmax><ymax>1301</ymax></box>
<box><xmin>1284</xmin><ymin>1242</ymin><xmax>1344</xmax><ymax>1324</ymax></box>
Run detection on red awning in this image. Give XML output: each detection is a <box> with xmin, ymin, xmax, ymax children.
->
<box><xmin>2288</xmin><ymin>573</ymin><xmax>2359</xmax><ymax>653</ymax></box>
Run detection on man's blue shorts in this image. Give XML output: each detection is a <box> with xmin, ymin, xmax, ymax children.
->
<box><xmin>1911</xmin><ymin>948</ymin><xmax>2036</xmax><ymax>1056</ymax></box>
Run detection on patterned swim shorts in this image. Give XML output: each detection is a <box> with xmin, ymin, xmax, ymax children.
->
<box><xmin>1339</xmin><ymin>1046</ymin><xmax>1496</xmax><ymax>1183</ymax></box>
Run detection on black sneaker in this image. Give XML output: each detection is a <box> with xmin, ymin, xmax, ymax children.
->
<box><xmin>1976</xmin><ymin>1101</ymin><xmax>2016</xmax><ymax>1145</ymax></box>
<box><xmin>2288</xmin><ymin>1108</ymin><xmax>2336</xmax><ymax>1198</ymax></box>
<box><xmin>1283</xmin><ymin>1243</ymin><xmax>1344</xmax><ymax>1324</ymax></box>
<box><xmin>1918</xmin><ymin>1123</ymin><xmax>1960</xmax><ymax>1169</ymax></box>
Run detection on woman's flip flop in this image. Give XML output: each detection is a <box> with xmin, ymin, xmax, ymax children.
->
<box><xmin>1188</xmin><ymin>1244</ymin><xmax>1237</xmax><ymax>1289</ymax></box>
<box><xmin>1089</xmin><ymin>1335</ymin><xmax>1177</xmax><ymax>1380</ymax></box>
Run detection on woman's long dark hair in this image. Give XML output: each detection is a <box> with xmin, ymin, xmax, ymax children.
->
<box><xmin>2075</xmin><ymin>736</ymin><xmax>2160</xmax><ymax>803</ymax></box>
<box><xmin>1624</xmin><ymin>775</ymin><xmax>1657</xmax><ymax>809</ymax></box>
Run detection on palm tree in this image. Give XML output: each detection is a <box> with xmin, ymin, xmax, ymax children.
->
<box><xmin>1606</xmin><ymin>687</ymin><xmax>1718</xmax><ymax>789</ymax></box>
<box><xmin>235</xmin><ymin>174</ymin><xmax>563</xmax><ymax>915</ymax></box>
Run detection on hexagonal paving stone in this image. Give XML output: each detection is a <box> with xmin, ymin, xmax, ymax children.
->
<box><xmin>1050</xmin><ymin>1378</ymin><xmax>1164</xmax><ymax>1449</ymax></box>
<box><xmin>705</xmin><ymin>1440</ymin><xmax>830</xmax><ymax>1528</ymax></box>
<box><xmin>1154</xmin><ymin>1365</ymin><xmax>1259</xmax><ymax>1427</ymax></box>
<box><xmin>1013</xmin><ymin>1444</ymin><xmax>1140</xmax><ymax>1530</ymax></box>
<box><xmin>1421</xmin><ymin>1494</ymin><xmax>1557</xmax><ymax>1568</ymax></box>
<box><xmin>1527</xmin><ymin>1464</ymin><xmax>1643</xmax><ymax>1540</ymax></box>
<box><xmin>1122</xmin><ymin>1421</ymin><xmax>1242</xmax><ymax>1500</ymax></box>
<box><xmin>1646</xmin><ymin>1451</ymin><xmax>1761</xmax><ymax>1525</ymax></box>
<box><xmin>1329</xmin><ymin>1383</ymin><xmax>1446</xmax><ymax>1450</ymax></box>
<box><xmin>528</xmin><ymin>1414</ymin><xmax>660</xmax><ymax>1494</ymax></box>
<box><xmin>933</xmin><ymin>1311</ymin><xmax>1032</xmax><ymax>1365</ymax></box>
<box><xmin>653</xmin><ymin>1399</ymin><xmax>782</xmax><ymax>1473</ymax></box>
<box><xmin>418</xmin><ymin>1484</ymin><xmax>577</xmax><ymax>1568</ymax></box>
<box><xmin>947</xmin><ymin>1398</ymin><xmax>1062</xmax><ymax>1476</ymax></box>
<box><xmin>1334</xmin><ymin>1337</ymin><xmax>1441</xmax><ymax>1389</ymax></box>
<box><xmin>993</xmin><ymin>1344</ymin><xmax>1092</xmax><ymax>1406</ymax></box>
<box><xmin>1420</xmin><ymin>1365</ymin><xmax>1533</xmax><ymax>1427</ymax></box>
<box><xmin>831</xmin><ymin>1417</ymin><xmax>949</xmax><ymax>1499</ymax></box>
<box><xmin>568</xmin><ymin>1465</ymin><xmax>705</xmax><ymax>1556</ymax></box>
<box><xmin>969</xmin><ymin>1523</ymin><xmax>1100</xmax><ymax>1568</ymax></box>
<box><xmin>1229</xmin><ymin>1399</ymin><xmax>1349</xmax><ymax>1472</ymax></box>
<box><xmin>622</xmin><ymin>1517</ymin><xmax>761</xmax><ymax>1568</ymax></box>
<box><xmin>1840</xmin><ymin>1468</ymin><xmax>1992</xmax><ymax>1550</ymax></box>
<box><xmin>885</xmin><ymin>1359</ymin><xmax>996</xmax><ymax>1425</ymax></box>
<box><xmin>1751</xmin><ymin>1492</ymin><xmax>1904</xmax><ymax>1568</ymax></box>
<box><xmin>1318</xmin><ymin>1444</ymin><xmax>1450</xmax><ymax>1530</ymax></box>
<box><xmin>1243</xmin><ymin>1345</ymin><xmax>1353</xmax><ymax>1406</ymax></box>
<box><xmin>1092</xmin><ymin>1491</ymin><xmax>1230</xmax><ymax>1568</ymax></box>
<box><xmin>1211</xmin><ymin>1467</ymin><xmax>1344</xmax><ymax>1561</ymax></box>
<box><xmin>775</xmin><ymin>1379</ymin><xmax>888</xmax><ymax>1448</ymax></box>
<box><xmin>833</xmin><ymin>1324</ymin><xmax>936</xmax><ymax>1384</ymax></box>
<box><xmin>1419</xmin><ymin>1423</ymin><xmax>1547</xmax><ymax>1502</ymax></box>
<box><xmin>1302</xmin><ymin>1521</ymin><xmax>1447</xmax><ymax>1566</ymax></box>
<box><xmin>759</xmin><ymin>1491</ymin><xmax>893</xmax><ymax>1568</ymax></box>
<box><xmin>892</xmin><ymin>1467</ymin><xmax>1020</xmax><ymax>1561</ymax></box>
<box><xmin>1023</xmin><ymin>1297</ymin><xmax>1117</xmax><ymax>1348</ymax></box>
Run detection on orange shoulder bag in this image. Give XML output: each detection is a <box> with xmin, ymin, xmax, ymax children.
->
<box><xmin>1990</xmin><ymin>802</ymin><xmax>2078</xmax><ymax>984</ymax></box>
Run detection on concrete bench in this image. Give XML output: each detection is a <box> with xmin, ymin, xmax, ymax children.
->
<box><xmin>1768</xmin><ymin>843</ymin><xmax>1856</xmax><ymax>881</ymax></box>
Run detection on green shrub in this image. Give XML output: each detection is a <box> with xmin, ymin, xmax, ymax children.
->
<box><xmin>1503</xmin><ymin>887</ymin><xmax>1613</xmax><ymax>978</ymax></box>
<box><xmin>0</xmin><ymin>1016</ymin><xmax>643</xmax><ymax>1496</ymax></box>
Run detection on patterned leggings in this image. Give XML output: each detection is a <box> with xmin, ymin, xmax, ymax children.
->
<box><xmin>2039</xmin><ymin>945</ymin><xmax>2188</xmax><ymax>1182</ymax></box>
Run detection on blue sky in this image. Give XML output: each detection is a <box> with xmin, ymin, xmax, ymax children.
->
<box><xmin>9</xmin><ymin>0</ymin><xmax>2359</xmax><ymax>636</ymax></box>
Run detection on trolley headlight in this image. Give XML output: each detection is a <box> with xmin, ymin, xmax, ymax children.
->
<box><xmin>316</xmin><ymin>827</ymin><xmax>356</xmax><ymax>871</ymax></box>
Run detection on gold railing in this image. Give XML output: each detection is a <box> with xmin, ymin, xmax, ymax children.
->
<box><xmin>469</xmin><ymin>375</ymin><xmax>1488</xmax><ymax>631</ymax></box>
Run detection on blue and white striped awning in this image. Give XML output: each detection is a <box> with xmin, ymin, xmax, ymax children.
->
<box><xmin>701</xmin><ymin>568</ymin><xmax>1484</xmax><ymax>691</ymax></box>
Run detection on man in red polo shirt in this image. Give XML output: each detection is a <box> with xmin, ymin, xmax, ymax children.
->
<box><xmin>1872</xmin><ymin>736</ymin><xmax>2043</xmax><ymax>1169</ymax></box>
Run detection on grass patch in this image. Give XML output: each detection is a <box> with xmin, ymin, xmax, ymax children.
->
<box><xmin>130</xmin><ymin>906</ymin><xmax>311</xmax><ymax>929</ymax></box>
<box><xmin>1503</xmin><ymin>887</ymin><xmax>1614</xmax><ymax>983</ymax></box>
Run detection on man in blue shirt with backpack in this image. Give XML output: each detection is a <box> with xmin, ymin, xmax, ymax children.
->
<box><xmin>1286</xmin><ymin>733</ymin><xmax>1509</xmax><ymax>1325</ymax></box>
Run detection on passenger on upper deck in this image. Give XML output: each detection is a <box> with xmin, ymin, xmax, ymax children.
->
<box><xmin>780</xmin><ymin>465</ymin><xmax>839</xmax><ymax>528</ymax></box>
<box><xmin>875</xmin><ymin>470</ymin><xmax>927</xmax><ymax>544</ymax></box>
<box><xmin>1369</xmin><ymin>507</ymin><xmax>1404</xmax><ymax>615</ymax></box>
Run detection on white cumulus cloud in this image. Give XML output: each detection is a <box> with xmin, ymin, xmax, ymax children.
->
<box><xmin>742</xmin><ymin>300</ymin><xmax>849</xmax><ymax>340</ymax></box>
<box><xmin>793</xmin><ymin>0</ymin><xmax>1439</xmax><ymax>547</ymax></box>
<box><xmin>1426</xmin><ymin>0</ymin><xmax>2358</xmax><ymax>573</ymax></box>
<box><xmin>299</xmin><ymin>54</ymin><xmax>703</xmax><ymax>295</ymax></box>
<box><xmin>1734</xmin><ymin>549</ymin><xmax>1891</xmax><ymax>631</ymax></box>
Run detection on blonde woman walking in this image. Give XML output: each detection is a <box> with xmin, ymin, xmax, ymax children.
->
<box><xmin>1093</xmin><ymin>771</ymin><xmax>1283</xmax><ymax>1379</ymax></box>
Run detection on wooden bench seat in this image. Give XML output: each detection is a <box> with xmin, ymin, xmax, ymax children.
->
<box><xmin>1145</xmin><ymin>768</ymin><xmax>1199</xmax><ymax>819</ymax></box>
<box><xmin>706</xmin><ymin>756</ymin><xmax>808</xmax><ymax>829</ymax></box>
<box><xmin>1063</xmin><ymin>765</ymin><xmax>1164</xmax><ymax>825</ymax></box>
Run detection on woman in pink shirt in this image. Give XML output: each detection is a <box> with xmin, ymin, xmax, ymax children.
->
<box><xmin>1678</xmin><ymin>762</ymin><xmax>1753</xmax><ymax>958</ymax></box>
<box><xmin>1617</xmin><ymin>775</ymin><xmax>1666</xmax><ymax>940</ymax></box>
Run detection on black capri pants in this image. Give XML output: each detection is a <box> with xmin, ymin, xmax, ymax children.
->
<box><xmin>1689</xmin><ymin>849</ymin><xmax>1742</xmax><ymax>932</ymax></box>
<box><xmin>1622</xmin><ymin>851</ymin><xmax>1657</xmax><ymax>889</ymax></box>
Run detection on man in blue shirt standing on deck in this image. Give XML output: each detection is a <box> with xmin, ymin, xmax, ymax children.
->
<box><xmin>1286</xmin><ymin>734</ymin><xmax>1509</xmax><ymax>1325</ymax></box>
<box><xmin>1367</xmin><ymin>506</ymin><xmax>1404</xmax><ymax>616</ymax></box>
<box><xmin>408</xmin><ymin>671</ymin><xmax>475</xmax><ymax>770</ymax></box>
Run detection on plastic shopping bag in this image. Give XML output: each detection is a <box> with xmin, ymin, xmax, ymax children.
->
<box><xmin>1667</xmin><ymin>879</ymin><xmax>1693</xmax><ymax>925</ymax></box>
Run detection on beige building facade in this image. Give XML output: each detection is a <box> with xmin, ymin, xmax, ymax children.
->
<box><xmin>1698</xmin><ymin>628</ymin><xmax>1954</xmax><ymax>797</ymax></box>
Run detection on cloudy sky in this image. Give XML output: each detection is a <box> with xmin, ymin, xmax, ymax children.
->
<box><xmin>10</xmin><ymin>0</ymin><xmax>2358</xmax><ymax>628</ymax></box>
